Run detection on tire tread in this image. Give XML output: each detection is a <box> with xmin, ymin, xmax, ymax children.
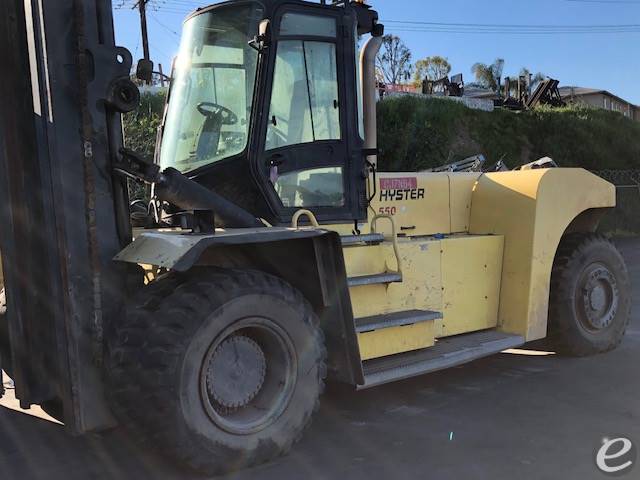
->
<box><xmin>547</xmin><ymin>234</ymin><xmax>631</xmax><ymax>356</ymax></box>
<box><xmin>107</xmin><ymin>269</ymin><xmax>326</xmax><ymax>475</ymax></box>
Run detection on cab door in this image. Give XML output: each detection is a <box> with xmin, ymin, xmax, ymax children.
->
<box><xmin>256</xmin><ymin>8</ymin><xmax>366</xmax><ymax>225</ymax></box>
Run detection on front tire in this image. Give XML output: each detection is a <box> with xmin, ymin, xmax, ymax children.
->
<box><xmin>547</xmin><ymin>234</ymin><xmax>631</xmax><ymax>356</ymax></box>
<box><xmin>107</xmin><ymin>269</ymin><xmax>326</xmax><ymax>475</ymax></box>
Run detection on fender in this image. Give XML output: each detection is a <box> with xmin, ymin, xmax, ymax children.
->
<box><xmin>114</xmin><ymin>227</ymin><xmax>364</xmax><ymax>385</ymax></box>
<box><xmin>469</xmin><ymin>168</ymin><xmax>616</xmax><ymax>341</ymax></box>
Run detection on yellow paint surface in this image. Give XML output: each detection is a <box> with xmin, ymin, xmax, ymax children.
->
<box><xmin>328</xmin><ymin>171</ymin><xmax>481</xmax><ymax>237</ymax></box>
<box><xmin>370</xmin><ymin>173</ymin><xmax>451</xmax><ymax>235</ymax></box>
<box><xmin>469</xmin><ymin>168</ymin><xmax>615</xmax><ymax>340</ymax></box>
<box><xmin>345</xmin><ymin>234</ymin><xmax>506</xmax><ymax>359</ymax></box>
<box><xmin>439</xmin><ymin>235</ymin><xmax>504</xmax><ymax>337</ymax></box>
<box><xmin>449</xmin><ymin>173</ymin><xmax>482</xmax><ymax>233</ymax></box>
<box><xmin>358</xmin><ymin>322</ymin><xmax>435</xmax><ymax>361</ymax></box>
<box><xmin>345</xmin><ymin>238</ymin><xmax>443</xmax><ymax>319</ymax></box>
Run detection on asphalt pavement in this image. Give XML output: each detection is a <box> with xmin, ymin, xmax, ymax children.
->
<box><xmin>1</xmin><ymin>238</ymin><xmax>639</xmax><ymax>480</ymax></box>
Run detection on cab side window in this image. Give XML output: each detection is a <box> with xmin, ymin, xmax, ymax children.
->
<box><xmin>265</xmin><ymin>15</ymin><xmax>340</xmax><ymax>151</ymax></box>
<box><xmin>265</xmin><ymin>13</ymin><xmax>346</xmax><ymax>210</ymax></box>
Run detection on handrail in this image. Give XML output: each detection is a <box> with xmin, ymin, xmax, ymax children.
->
<box><xmin>291</xmin><ymin>209</ymin><xmax>320</xmax><ymax>229</ymax></box>
<box><xmin>370</xmin><ymin>214</ymin><xmax>403</xmax><ymax>277</ymax></box>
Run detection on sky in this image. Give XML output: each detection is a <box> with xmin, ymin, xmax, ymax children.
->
<box><xmin>113</xmin><ymin>0</ymin><xmax>640</xmax><ymax>104</ymax></box>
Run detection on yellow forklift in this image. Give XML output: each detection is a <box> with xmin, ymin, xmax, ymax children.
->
<box><xmin>0</xmin><ymin>0</ymin><xmax>630</xmax><ymax>475</ymax></box>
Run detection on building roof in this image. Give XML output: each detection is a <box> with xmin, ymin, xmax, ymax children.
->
<box><xmin>463</xmin><ymin>87</ymin><xmax>498</xmax><ymax>99</ymax></box>
<box><xmin>559</xmin><ymin>86</ymin><xmax>637</xmax><ymax>108</ymax></box>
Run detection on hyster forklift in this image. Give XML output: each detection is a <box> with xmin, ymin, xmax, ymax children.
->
<box><xmin>0</xmin><ymin>0</ymin><xmax>631</xmax><ymax>475</ymax></box>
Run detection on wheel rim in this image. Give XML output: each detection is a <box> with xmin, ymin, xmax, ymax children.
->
<box><xmin>576</xmin><ymin>262</ymin><xmax>619</xmax><ymax>332</ymax></box>
<box><xmin>200</xmin><ymin>317</ymin><xmax>297</xmax><ymax>435</ymax></box>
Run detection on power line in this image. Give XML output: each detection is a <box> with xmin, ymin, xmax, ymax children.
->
<box><xmin>388</xmin><ymin>27</ymin><xmax>640</xmax><ymax>35</ymax></box>
<box><xmin>159</xmin><ymin>0</ymin><xmax>204</xmax><ymax>6</ymax></box>
<box><xmin>385</xmin><ymin>20</ymin><xmax>640</xmax><ymax>29</ymax></box>
<box><xmin>389</xmin><ymin>28</ymin><xmax>640</xmax><ymax>35</ymax></box>
<box><xmin>384</xmin><ymin>20</ymin><xmax>640</xmax><ymax>35</ymax></box>
<box><xmin>565</xmin><ymin>0</ymin><xmax>640</xmax><ymax>4</ymax></box>
<box><xmin>149</xmin><ymin>12</ymin><xmax>180</xmax><ymax>36</ymax></box>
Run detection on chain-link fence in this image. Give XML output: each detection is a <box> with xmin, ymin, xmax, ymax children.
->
<box><xmin>592</xmin><ymin>170</ymin><xmax>640</xmax><ymax>235</ymax></box>
<box><xmin>593</xmin><ymin>170</ymin><xmax>640</xmax><ymax>187</ymax></box>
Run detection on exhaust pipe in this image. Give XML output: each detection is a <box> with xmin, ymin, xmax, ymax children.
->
<box><xmin>360</xmin><ymin>36</ymin><xmax>383</xmax><ymax>169</ymax></box>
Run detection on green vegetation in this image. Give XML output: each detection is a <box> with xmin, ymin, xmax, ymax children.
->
<box><xmin>122</xmin><ymin>92</ymin><xmax>165</xmax><ymax>200</ymax></box>
<box><xmin>122</xmin><ymin>91</ymin><xmax>165</xmax><ymax>159</ymax></box>
<box><xmin>377</xmin><ymin>95</ymin><xmax>640</xmax><ymax>172</ymax></box>
<box><xmin>413</xmin><ymin>56</ymin><xmax>451</xmax><ymax>88</ymax></box>
<box><xmin>128</xmin><ymin>92</ymin><xmax>640</xmax><ymax>173</ymax></box>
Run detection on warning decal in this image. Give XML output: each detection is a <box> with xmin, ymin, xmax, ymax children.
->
<box><xmin>380</xmin><ymin>177</ymin><xmax>418</xmax><ymax>190</ymax></box>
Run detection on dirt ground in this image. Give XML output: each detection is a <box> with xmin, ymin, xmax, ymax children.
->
<box><xmin>1</xmin><ymin>238</ymin><xmax>639</xmax><ymax>480</ymax></box>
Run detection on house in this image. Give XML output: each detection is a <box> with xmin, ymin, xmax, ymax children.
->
<box><xmin>559</xmin><ymin>87</ymin><xmax>638</xmax><ymax>121</ymax></box>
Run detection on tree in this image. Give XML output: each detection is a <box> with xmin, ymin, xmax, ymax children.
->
<box><xmin>413</xmin><ymin>56</ymin><xmax>452</xmax><ymax>88</ymax></box>
<box><xmin>376</xmin><ymin>35</ymin><xmax>413</xmax><ymax>85</ymax></box>
<box><xmin>471</xmin><ymin>58</ymin><xmax>505</xmax><ymax>93</ymax></box>
<box><xmin>505</xmin><ymin>68</ymin><xmax>547</xmax><ymax>97</ymax></box>
<box><xmin>522</xmin><ymin>68</ymin><xmax>546</xmax><ymax>89</ymax></box>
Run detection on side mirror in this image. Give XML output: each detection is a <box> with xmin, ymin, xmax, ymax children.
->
<box><xmin>136</xmin><ymin>59</ymin><xmax>154</xmax><ymax>83</ymax></box>
<box><xmin>248</xmin><ymin>19</ymin><xmax>271</xmax><ymax>52</ymax></box>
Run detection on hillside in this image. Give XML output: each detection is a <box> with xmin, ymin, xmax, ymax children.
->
<box><xmin>377</xmin><ymin>95</ymin><xmax>640</xmax><ymax>172</ymax></box>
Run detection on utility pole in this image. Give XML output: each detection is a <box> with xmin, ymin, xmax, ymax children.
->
<box><xmin>135</xmin><ymin>0</ymin><xmax>151</xmax><ymax>84</ymax></box>
<box><xmin>158</xmin><ymin>64</ymin><xmax>166</xmax><ymax>88</ymax></box>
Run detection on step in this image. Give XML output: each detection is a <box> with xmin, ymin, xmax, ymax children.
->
<box><xmin>359</xmin><ymin>330</ymin><xmax>525</xmax><ymax>389</ymax></box>
<box><xmin>341</xmin><ymin>233</ymin><xmax>385</xmax><ymax>247</ymax></box>
<box><xmin>348</xmin><ymin>272</ymin><xmax>403</xmax><ymax>288</ymax></box>
<box><xmin>355</xmin><ymin>310</ymin><xmax>442</xmax><ymax>334</ymax></box>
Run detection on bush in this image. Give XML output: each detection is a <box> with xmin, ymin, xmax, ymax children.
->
<box><xmin>122</xmin><ymin>91</ymin><xmax>165</xmax><ymax>200</ymax></box>
<box><xmin>377</xmin><ymin>96</ymin><xmax>640</xmax><ymax>171</ymax></box>
<box><xmin>122</xmin><ymin>91</ymin><xmax>165</xmax><ymax>159</ymax></box>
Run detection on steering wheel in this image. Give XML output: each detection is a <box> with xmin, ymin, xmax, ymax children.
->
<box><xmin>196</xmin><ymin>102</ymin><xmax>239</xmax><ymax>126</ymax></box>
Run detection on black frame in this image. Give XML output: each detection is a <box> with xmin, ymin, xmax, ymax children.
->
<box><xmin>254</xmin><ymin>4</ymin><xmax>365</xmax><ymax>223</ymax></box>
<box><xmin>0</xmin><ymin>0</ymin><xmax>132</xmax><ymax>432</ymax></box>
<box><xmin>176</xmin><ymin>0</ymin><xmax>367</xmax><ymax>226</ymax></box>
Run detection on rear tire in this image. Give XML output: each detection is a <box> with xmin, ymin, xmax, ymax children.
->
<box><xmin>106</xmin><ymin>269</ymin><xmax>326</xmax><ymax>475</ymax></box>
<box><xmin>547</xmin><ymin>234</ymin><xmax>631</xmax><ymax>356</ymax></box>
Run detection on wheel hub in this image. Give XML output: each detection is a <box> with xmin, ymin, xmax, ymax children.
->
<box><xmin>580</xmin><ymin>265</ymin><xmax>619</xmax><ymax>331</ymax></box>
<box><xmin>589</xmin><ymin>285</ymin><xmax>607</xmax><ymax>311</ymax></box>
<box><xmin>200</xmin><ymin>318</ymin><xmax>297</xmax><ymax>435</ymax></box>
<box><xmin>206</xmin><ymin>336</ymin><xmax>267</xmax><ymax>409</ymax></box>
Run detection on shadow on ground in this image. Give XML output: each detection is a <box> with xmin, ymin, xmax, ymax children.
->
<box><xmin>1</xmin><ymin>239</ymin><xmax>638</xmax><ymax>480</ymax></box>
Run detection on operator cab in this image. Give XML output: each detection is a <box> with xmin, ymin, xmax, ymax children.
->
<box><xmin>158</xmin><ymin>0</ymin><xmax>381</xmax><ymax>226</ymax></box>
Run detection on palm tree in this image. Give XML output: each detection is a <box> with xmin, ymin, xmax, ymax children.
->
<box><xmin>471</xmin><ymin>58</ymin><xmax>504</xmax><ymax>93</ymax></box>
<box><xmin>507</xmin><ymin>68</ymin><xmax>547</xmax><ymax>97</ymax></box>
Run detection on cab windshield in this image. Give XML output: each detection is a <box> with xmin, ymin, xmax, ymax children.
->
<box><xmin>159</xmin><ymin>3</ymin><xmax>264</xmax><ymax>173</ymax></box>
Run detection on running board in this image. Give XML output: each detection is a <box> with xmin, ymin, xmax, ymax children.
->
<box><xmin>359</xmin><ymin>330</ymin><xmax>525</xmax><ymax>389</ymax></box>
<box><xmin>355</xmin><ymin>310</ymin><xmax>441</xmax><ymax>333</ymax></box>
<box><xmin>341</xmin><ymin>233</ymin><xmax>385</xmax><ymax>246</ymax></box>
<box><xmin>348</xmin><ymin>272</ymin><xmax>403</xmax><ymax>288</ymax></box>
